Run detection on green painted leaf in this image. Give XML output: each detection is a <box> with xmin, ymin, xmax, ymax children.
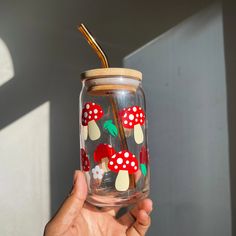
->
<box><xmin>103</xmin><ymin>120</ymin><xmax>118</xmax><ymax>137</ymax></box>
<box><xmin>140</xmin><ymin>164</ymin><xmax>147</xmax><ymax>176</ymax></box>
<box><xmin>103</xmin><ymin>120</ymin><xmax>112</xmax><ymax>129</ymax></box>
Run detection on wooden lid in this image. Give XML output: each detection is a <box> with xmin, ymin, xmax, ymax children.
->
<box><xmin>81</xmin><ymin>68</ymin><xmax>142</xmax><ymax>81</ymax></box>
<box><xmin>88</xmin><ymin>84</ymin><xmax>137</xmax><ymax>95</ymax></box>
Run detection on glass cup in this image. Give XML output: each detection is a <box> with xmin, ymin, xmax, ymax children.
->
<box><xmin>79</xmin><ymin>68</ymin><xmax>150</xmax><ymax>207</ymax></box>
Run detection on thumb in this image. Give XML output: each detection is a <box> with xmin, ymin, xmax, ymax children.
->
<box><xmin>49</xmin><ymin>171</ymin><xmax>87</xmax><ymax>228</ymax></box>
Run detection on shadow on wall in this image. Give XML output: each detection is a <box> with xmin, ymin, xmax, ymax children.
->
<box><xmin>0</xmin><ymin>1</ymin><xmax>221</xmax><ymax>233</ymax></box>
<box><xmin>223</xmin><ymin>1</ymin><xmax>236</xmax><ymax>236</ymax></box>
<box><xmin>0</xmin><ymin>13</ymin><xmax>88</xmax><ymax>219</ymax></box>
<box><xmin>0</xmin><ymin>32</ymin><xmax>84</xmax><ymax>212</ymax></box>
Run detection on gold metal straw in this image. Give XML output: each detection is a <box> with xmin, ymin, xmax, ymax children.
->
<box><xmin>78</xmin><ymin>24</ymin><xmax>109</xmax><ymax>68</ymax></box>
<box><xmin>78</xmin><ymin>23</ymin><xmax>128</xmax><ymax>150</ymax></box>
<box><xmin>78</xmin><ymin>23</ymin><xmax>135</xmax><ymax>188</ymax></box>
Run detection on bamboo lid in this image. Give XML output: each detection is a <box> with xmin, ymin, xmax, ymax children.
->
<box><xmin>81</xmin><ymin>68</ymin><xmax>142</xmax><ymax>81</ymax></box>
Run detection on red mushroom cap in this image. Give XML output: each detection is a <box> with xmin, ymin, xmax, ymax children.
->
<box><xmin>140</xmin><ymin>146</ymin><xmax>149</xmax><ymax>164</ymax></box>
<box><xmin>108</xmin><ymin>150</ymin><xmax>138</xmax><ymax>174</ymax></box>
<box><xmin>82</xmin><ymin>102</ymin><xmax>103</xmax><ymax>126</ymax></box>
<box><xmin>94</xmin><ymin>143</ymin><xmax>116</xmax><ymax>163</ymax></box>
<box><xmin>81</xmin><ymin>148</ymin><xmax>90</xmax><ymax>171</ymax></box>
<box><xmin>120</xmin><ymin>106</ymin><xmax>145</xmax><ymax>129</ymax></box>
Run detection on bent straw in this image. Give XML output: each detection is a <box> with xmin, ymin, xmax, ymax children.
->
<box><xmin>78</xmin><ymin>24</ymin><xmax>109</xmax><ymax>68</ymax></box>
<box><xmin>78</xmin><ymin>23</ymin><xmax>135</xmax><ymax>188</ymax></box>
<box><xmin>78</xmin><ymin>23</ymin><xmax>128</xmax><ymax>150</ymax></box>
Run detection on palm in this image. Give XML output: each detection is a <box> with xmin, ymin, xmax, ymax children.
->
<box><xmin>67</xmin><ymin>203</ymin><xmax>128</xmax><ymax>236</ymax></box>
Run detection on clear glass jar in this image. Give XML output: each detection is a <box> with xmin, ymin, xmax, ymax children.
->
<box><xmin>79</xmin><ymin>68</ymin><xmax>150</xmax><ymax>207</ymax></box>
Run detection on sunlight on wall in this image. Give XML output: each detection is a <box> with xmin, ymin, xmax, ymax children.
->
<box><xmin>0</xmin><ymin>102</ymin><xmax>50</xmax><ymax>236</ymax></box>
<box><xmin>0</xmin><ymin>38</ymin><xmax>14</xmax><ymax>87</ymax></box>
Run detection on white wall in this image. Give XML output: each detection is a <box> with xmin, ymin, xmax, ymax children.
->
<box><xmin>0</xmin><ymin>102</ymin><xmax>50</xmax><ymax>236</ymax></box>
<box><xmin>124</xmin><ymin>3</ymin><xmax>231</xmax><ymax>236</ymax></box>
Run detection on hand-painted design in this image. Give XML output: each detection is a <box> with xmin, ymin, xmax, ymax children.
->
<box><xmin>92</xmin><ymin>165</ymin><xmax>104</xmax><ymax>180</ymax></box>
<box><xmin>94</xmin><ymin>143</ymin><xmax>116</xmax><ymax>172</ymax></box>
<box><xmin>81</xmin><ymin>148</ymin><xmax>90</xmax><ymax>172</ymax></box>
<box><xmin>108</xmin><ymin>150</ymin><xmax>138</xmax><ymax>191</ymax></box>
<box><xmin>140</xmin><ymin>146</ymin><xmax>149</xmax><ymax>176</ymax></box>
<box><xmin>120</xmin><ymin>106</ymin><xmax>145</xmax><ymax>144</ymax></box>
<box><xmin>103</xmin><ymin>120</ymin><xmax>118</xmax><ymax>137</ymax></box>
<box><xmin>81</xmin><ymin>102</ymin><xmax>103</xmax><ymax>141</ymax></box>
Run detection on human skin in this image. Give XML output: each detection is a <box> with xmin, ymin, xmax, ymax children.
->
<box><xmin>44</xmin><ymin>170</ymin><xmax>153</xmax><ymax>236</ymax></box>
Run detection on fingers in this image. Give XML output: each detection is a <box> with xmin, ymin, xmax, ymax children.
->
<box><xmin>130</xmin><ymin>199</ymin><xmax>152</xmax><ymax>218</ymax></box>
<box><xmin>127</xmin><ymin>210</ymin><xmax>151</xmax><ymax>236</ymax></box>
<box><xmin>46</xmin><ymin>171</ymin><xmax>87</xmax><ymax>231</ymax></box>
<box><xmin>118</xmin><ymin>198</ymin><xmax>152</xmax><ymax>227</ymax></box>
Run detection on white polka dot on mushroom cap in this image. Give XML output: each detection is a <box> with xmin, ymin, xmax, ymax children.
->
<box><xmin>124</xmin><ymin>120</ymin><xmax>128</xmax><ymax>124</ymax></box>
<box><xmin>139</xmin><ymin>107</ymin><xmax>141</xmax><ymax>110</ymax></box>
<box><xmin>133</xmin><ymin>107</ymin><xmax>137</xmax><ymax>112</ymax></box>
<box><xmin>135</xmin><ymin>119</ymin><xmax>138</xmax><ymax>122</ymax></box>
<box><xmin>94</xmin><ymin>109</ymin><xmax>98</xmax><ymax>114</ymax></box>
<box><xmin>134</xmin><ymin>166</ymin><xmax>137</xmax><ymax>170</ymax></box>
<box><xmin>84</xmin><ymin>112</ymin><xmax>88</xmax><ymax>118</ymax></box>
<box><xmin>86</xmin><ymin>104</ymin><xmax>90</xmax><ymax>109</ymax></box>
<box><xmin>124</xmin><ymin>113</ymin><xmax>127</xmax><ymax>118</ymax></box>
<box><xmin>108</xmin><ymin>144</ymin><xmax>112</xmax><ymax>148</ymax></box>
<box><xmin>92</xmin><ymin>103</ymin><xmax>95</xmax><ymax>105</ymax></box>
<box><xmin>114</xmin><ymin>165</ymin><xmax>118</xmax><ymax>169</ymax></box>
<box><xmin>140</xmin><ymin>119</ymin><xmax>143</xmax><ymax>123</ymax></box>
<box><xmin>110</xmin><ymin>161</ymin><xmax>114</xmax><ymax>165</ymax></box>
<box><xmin>129</xmin><ymin>122</ymin><xmax>132</xmax><ymax>126</ymax></box>
<box><xmin>88</xmin><ymin>116</ymin><xmax>91</xmax><ymax>119</ymax></box>
<box><xmin>129</xmin><ymin>114</ymin><xmax>134</xmax><ymax>120</ymax></box>
<box><xmin>128</xmin><ymin>108</ymin><xmax>131</xmax><ymax>111</ymax></box>
<box><xmin>117</xmin><ymin>158</ymin><xmax>123</xmax><ymax>164</ymax></box>
<box><xmin>119</xmin><ymin>151</ymin><xmax>122</xmax><ymax>154</ymax></box>
<box><xmin>111</xmin><ymin>154</ymin><xmax>116</xmax><ymax>159</ymax></box>
<box><xmin>131</xmin><ymin>161</ymin><xmax>135</xmax><ymax>166</ymax></box>
<box><xmin>124</xmin><ymin>152</ymin><xmax>129</xmax><ymax>158</ymax></box>
<box><xmin>94</xmin><ymin>115</ymin><xmax>97</xmax><ymax>119</ymax></box>
<box><xmin>140</xmin><ymin>113</ymin><xmax>143</xmax><ymax>117</ymax></box>
<box><xmin>126</xmin><ymin>160</ymin><xmax>129</xmax><ymax>164</ymax></box>
<box><xmin>89</xmin><ymin>111</ymin><xmax>92</xmax><ymax>114</ymax></box>
<box><xmin>123</xmin><ymin>165</ymin><xmax>126</xmax><ymax>168</ymax></box>
<box><xmin>136</xmin><ymin>114</ymin><xmax>139</xmax><ymax>117</ymax></box>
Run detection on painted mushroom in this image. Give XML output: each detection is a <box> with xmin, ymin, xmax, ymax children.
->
<box><xmin>120</xmin><ymin>106</ymin><xmax>145</xmax><ymax>144</ymax></box>
<box><xmin>108</xmin><ymin>150</ymin><xmax>138</xmax><ymax>191</ymax></box>
<box><xmin>81</xmin><ymin>102</ymin><xmax>103</xmax><ymax>141</ymax></box>
<box><xmin>81</xmin><ymin>148</ymin><xmax>90</xmax><ymax>171</ymax></box>
<box><xmin>140</xmin><ymin>146</ymin><xmax>149</xmax><ymax>176</ymax></box>
<box><xmin>94</xmin><ymin>143</ymin><xmax>116</xmax><ymax>172</ymax></box>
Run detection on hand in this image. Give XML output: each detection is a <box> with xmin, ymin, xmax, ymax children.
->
<box><xmin>44</xmin><ymin>170</ymin><xmax>152</xmax><ymax>236</ymax></box>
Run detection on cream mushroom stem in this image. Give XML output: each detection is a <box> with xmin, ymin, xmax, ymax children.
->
<box><xmin>100</xmin><ymin>157</ymin><xmax>110</xmax><ymax>172</ymax></box>
<box><xmin>134</xmin><ymin>123</ymin><xmax>144</xmax><ymax>144</ymax></box>
<box><xmin>115</xmin><ymin>170</ymin><xmax>129</xmax><ymax>191</ymax></box>
<box><xmin>82</xmin><ymin>125</ymin><xmax>88</xmax><ymax>141</ymax></box>
<box><xmin>88</xmin><ymin>119</ymin><xmax>101</xmax><ymax>141</ymax></box>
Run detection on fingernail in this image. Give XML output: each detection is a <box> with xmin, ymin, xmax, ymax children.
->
<box><xmin>74</xmin><ymin>171</ymin><xmax>87</xmax><ymax>200</ymax></box>
<box><xmin>71</xmin><ymin>170</ymin><xmax>87</xmax><ymax>200</ymax></box>
<box><xmin>70</xmin><ymin>170</ymin><xmax>79</xmax><ymax>195</ymax></box>
<box><xmin>73</xmin><ymin>170</ymin><xmax>79</xmax><ymax>185</ymax></box>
